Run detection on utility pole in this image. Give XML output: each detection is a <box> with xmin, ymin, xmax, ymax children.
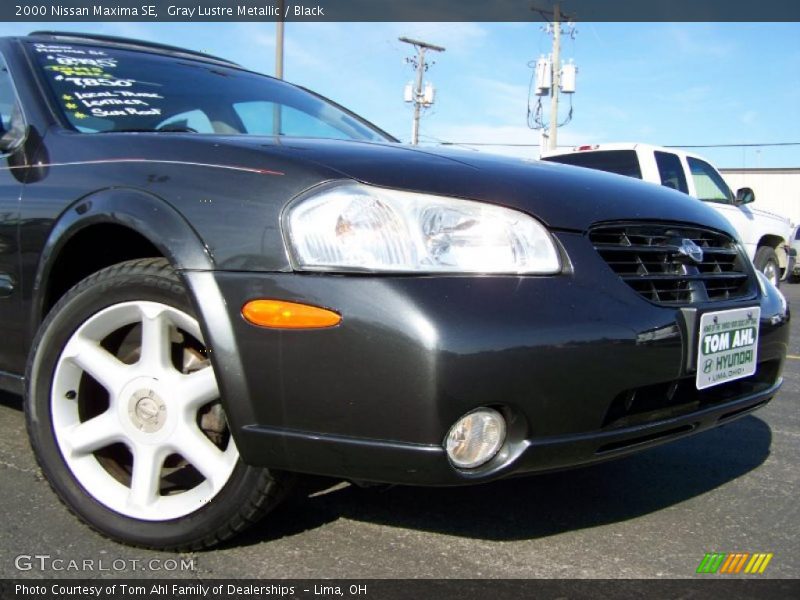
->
<box><xmin>548</xmin><ymin>1</ymin><xmax>561</xmax><ymax>151</ymax></box>
<box><xmin>399</xmin><ymin>37</ymin><xmax>445</xmax><ymax>145</ymax></box>
<box><xmin>275</xmin><ymin>0</ymin><xmax>284</xmax><ymax>81</ymax></box>
<box><xmin>273</xmin><ymin>1</ymin><xmax>285</xmax><ymax>135</ymax></box>
<box><xmin>528</xmin><ymin>1</ymin><xmax>577</xmax><ymax>154</ymax></box>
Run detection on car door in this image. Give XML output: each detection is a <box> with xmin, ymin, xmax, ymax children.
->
<box><xmin>684</xmin><ymin>155</ymin><xmax>753</xmax><ymax>238</ymax></box>
<box><xmin>0</xmin><ymin>53</ymin><xmax>25</xmax><ymax>378</ymax></box>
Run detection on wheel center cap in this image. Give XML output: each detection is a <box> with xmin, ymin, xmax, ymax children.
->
<box><xmin>128</xmin><ymin>389</ymin><xmax>167</xmax><ymax>433</ymax></box>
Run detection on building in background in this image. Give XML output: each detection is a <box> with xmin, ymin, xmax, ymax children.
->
<box><xmin>721</xmin><ymin>168</ymin><xmax>800</xmax><ymax>226</ymax></box>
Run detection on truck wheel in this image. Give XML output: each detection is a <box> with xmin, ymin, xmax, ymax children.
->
<box><xmin>754</xmin><ymin>246</ymin><xmax>780</xmax><ymax>288</ymax></box>
<box><xmin>25</xmin><ymin>258</ymin><xmax>291</xmax><ymax>550</ymax></box>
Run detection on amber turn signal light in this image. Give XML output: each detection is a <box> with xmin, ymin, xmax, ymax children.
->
<box><xmin>242</xmin><ymin>299</ymin><xmax>341</xmax><ymax>329</ymax></box>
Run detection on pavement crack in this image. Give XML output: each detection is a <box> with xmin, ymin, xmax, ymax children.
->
<box><xmin>0</xmin><ymin>458</ymin><xmax>41</xmax><ymax>478</ymax></box>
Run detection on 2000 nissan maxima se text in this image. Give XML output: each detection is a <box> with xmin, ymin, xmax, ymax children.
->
<box><xmin>0</xmin><ymin>32</ymin><xmax>789</xmax><ymax>549</ymax></box>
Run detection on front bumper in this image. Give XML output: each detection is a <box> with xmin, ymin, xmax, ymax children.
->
<box><xmin>186</xmin><ymin>231</ymin><xmax>790</xmax><ymax>485</ymax></box>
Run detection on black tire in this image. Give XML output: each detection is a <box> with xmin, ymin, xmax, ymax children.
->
<box><xmin>753</xmin><ymin>246</ymin><xmax>780</xmax><ymax>288</ymax></box>
<box><xmin>25</xmin><ymin>258</ymin><xmax>291</xmax><ymax>550</ymax></box>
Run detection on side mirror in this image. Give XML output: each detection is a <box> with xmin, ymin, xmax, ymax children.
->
<box><xmin>735</xmin><ymin>187</ymin><xmax>755</xmax><ymax>205</ymax></box>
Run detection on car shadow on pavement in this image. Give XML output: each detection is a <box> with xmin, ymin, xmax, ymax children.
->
<box><xmin>0</xmin><ymin>391</ymin><xmax>21</xmax><ymax>410</ymax></box>
<box><xmin>234</xmin><ymin>415</ymin><xmax>772</xmax><ymax>546</ymax></box>
<box><xmin>0</xmin><ymin>391</ymin><xmax>773</xmax><ymax>547</ymax></box>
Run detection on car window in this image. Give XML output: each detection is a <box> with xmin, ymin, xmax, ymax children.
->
<box><xmin>158</xmin><ymin>109</ymin><xmax>214</xmax><ymax>133</ymax></box>
<box><xmin>686</xmin><ymin>157</ymin><xmax>734</xmax><ymax>204</ymax></box>
<box><xmin>0</xmin><ymin>56</ymin><xmax>25</xmax><ymax>148</ymax></box>
<box><xmin>28</xmin><ymin>41</ymin><xmax>391</xmax><ymax>142</ymax></box>
<box><xmin>0</xmin><ymin>66</ymin><xmax>16</xmax><ymax>131</ymax></box>
<box><xmin>795</xmin><ymin>228</ymin><xmax>800</xmax><ymax>241</ymax></box>
<box><xmin>234</xmin><ymin>101</ymin><xmax>356</xmax><ymax>140</ymax></box>
<box><xmin>542</xmin><ymin>150</ymin><xmax>642</xmax><ymax>179</ymax></box>
<box><xmin>654</xmin><ymin>151</ymin><xmax>688</xmax><ymax>194</ymax></box>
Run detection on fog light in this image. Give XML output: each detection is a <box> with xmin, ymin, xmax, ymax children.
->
<box><xmin>445</xmin><ymin>408</ymin><xmax>506</xmax><ymax>469</ymax></box>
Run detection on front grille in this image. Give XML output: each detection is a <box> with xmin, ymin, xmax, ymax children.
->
<box><xmin>589</xmin><ymin>223</ymin><xmax>755</xmax><ymax>306</ymax></box>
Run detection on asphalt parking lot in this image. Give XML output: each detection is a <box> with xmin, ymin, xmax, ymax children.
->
<box><xmin>1</xmin><ymin>286</ymin><xmax>798</xmax><ymax>581</ymax></box>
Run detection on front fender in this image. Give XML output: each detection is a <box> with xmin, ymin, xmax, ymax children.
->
<box><xmin>32</xmin><ymin>187</ymin><xmax>214</xmax><ymax>321</ymax></box>
<box><xmin>30</xmin><ymin>188</ymin><xmax>257</xmax><ymax>434</ymax></box>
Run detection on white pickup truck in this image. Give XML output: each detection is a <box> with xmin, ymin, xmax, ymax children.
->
<box><xmin>541</xmin><ymin>143</ymin><xmax>793</xmax><ymax>285</ymax></box>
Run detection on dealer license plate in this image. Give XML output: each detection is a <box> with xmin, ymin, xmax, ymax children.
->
<box><xmin>696</xmin><ymin>306</ymin><xmax>760</xmax><ymax>390</ymax></box>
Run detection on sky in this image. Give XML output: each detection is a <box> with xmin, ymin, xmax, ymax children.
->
<box><xmin>3</xmin><ymin>21</ymin><xmax>799</xmax><ymax>167</ymax></box>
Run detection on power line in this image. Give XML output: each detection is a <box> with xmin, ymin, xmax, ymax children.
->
<box><xmin>665</xmin><ymin>142</ymin><xmax>800</xmax><ymax>148</ymax></box>
<box><xmin>439</xmin><ymin>142</ymin><xmax>541</xmax><ymax>147</ymax></box>
<box><xmin>435</xmin><ymin>141</ymin><xmax>800</xmax><ymax>149</ymax></box>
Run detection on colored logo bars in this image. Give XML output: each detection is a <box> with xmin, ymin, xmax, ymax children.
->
<box><xmin>697</xmin><ymin>553</ymin><xmax>773</xmax><ymax>574</ymax></box>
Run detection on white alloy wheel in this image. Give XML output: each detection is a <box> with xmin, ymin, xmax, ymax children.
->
<box><xmin>27</xmin><ymin>259</ymin><xmax>290</xmax><ymax>549</ymax></box>
<box><xmin>50</xmin><ymin>300</ymin><xmax>237</xmax><ymax>521</ymax></box>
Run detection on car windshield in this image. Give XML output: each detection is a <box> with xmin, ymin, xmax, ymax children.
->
<box><xmin>28</xmin><ymin>40</ymin><xmax>392</xmax><ymax>142</ymax></box>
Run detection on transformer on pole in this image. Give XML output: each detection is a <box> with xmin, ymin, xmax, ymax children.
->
<box><xmin>528</xmin><ymin>2</ymin><xmax>578</xmax><ymax>152</ymax></box>
<box><xmin>399</xmin><ymin>36</ymin><xmax>445</xmax><ymax>145</ymax></box>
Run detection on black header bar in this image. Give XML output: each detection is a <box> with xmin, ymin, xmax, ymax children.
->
<box><xmin>2</xmin><ymin>579</ymin><xmax>800</xmax><ymax>600</ymax></box>
<box><xmin>3</xmin><ymin>1</ymin><xmax>800</xmax><ymax>23</ymax></box>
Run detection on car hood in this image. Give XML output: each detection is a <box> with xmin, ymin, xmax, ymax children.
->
<box><xmin>65</xmin><ymin>134</ymin><xmax>738</xmax><ymax>236</ymax></box>
<box><xmin>239</xmin><ymin>138</ymin><xmax>737</xmax><ymax>234</ymax></box>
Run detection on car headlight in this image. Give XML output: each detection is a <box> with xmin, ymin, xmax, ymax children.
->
<box><xmin>283</xmin><ymin>182</ymin><xmax>561</xmax><ymax>274</ymax></box>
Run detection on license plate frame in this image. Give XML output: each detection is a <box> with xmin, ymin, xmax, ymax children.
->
<box><xmin>696</xmin><ymin>306</ymin><xmax>760</xmax><ymax>390</ymax></box>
